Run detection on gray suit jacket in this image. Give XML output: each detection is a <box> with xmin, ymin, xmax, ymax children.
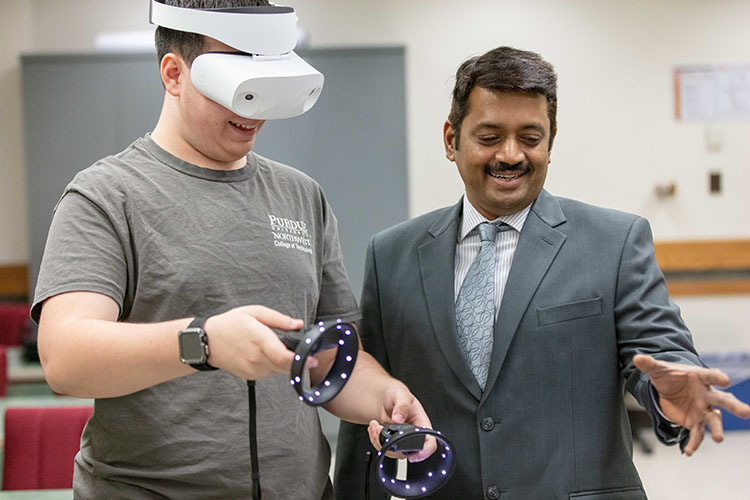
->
<box><xmin>335</xmin><ymin>190</ymin><xmax>701</xmax><ymax>500</ymax></box>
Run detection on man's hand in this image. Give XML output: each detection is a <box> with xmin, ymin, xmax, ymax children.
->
<box><xmin>634</xmin><ymin>354</ymin><xmax>750</xmax><ymax>456</ymax></box>
<box><xmin>366</xmin><ymin>384</ymin><xmax>437</xmax><ymax>463</ymax></box>
<box><xmin>205</xmin><ymin>305</ymin><xmax>308</xmax><ymax>380</ymax></box>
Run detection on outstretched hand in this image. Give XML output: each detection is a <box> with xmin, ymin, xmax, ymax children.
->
<box><xmin>633</xmin><ymin>354</ymin><xmax>750</xmax><ymax>456</ymax></box>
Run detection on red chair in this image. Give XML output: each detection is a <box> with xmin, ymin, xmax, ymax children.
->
<box><xmin>2</xmin><ymin>406</ymin><xmax>93</xmax><ymax>490</ymax></box>
<box><xmin>0</xmin><ymin>303</ymin><xmax>31</xmax><ymax>346</ymax></box>
<box><xmin>0</xmin><ymin>346</ymin><xmax>7</xmax><ymax>397</ymax></box>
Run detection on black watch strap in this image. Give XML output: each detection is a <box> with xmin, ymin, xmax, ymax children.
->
<box><xmin>187</xmin><ymin>316</ymin><xmax>218</xmax><ymax>371</ymax></box>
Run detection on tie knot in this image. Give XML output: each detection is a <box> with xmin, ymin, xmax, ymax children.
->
<box><xmin>478</xmin><ymin>222</ymin><xmax>498</xmax><ymax>242</ymax></box>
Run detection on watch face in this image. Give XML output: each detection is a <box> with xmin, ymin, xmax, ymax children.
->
<box><xmin>179</xmin><ymin>329</ymin><xmax>207</xmax><ymax>364</ymax></box>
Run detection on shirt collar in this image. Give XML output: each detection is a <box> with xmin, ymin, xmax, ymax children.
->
<box><xmin>458</xmin><ymin>195</ymin><xmax>532</xmax><ymax>242</ymax></box>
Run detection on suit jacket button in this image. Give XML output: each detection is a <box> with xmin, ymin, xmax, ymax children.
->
<box><xmin>486</xmin><ymin>485</ymin><xmax>501</xmax><ymax>499</ymax></box>
<box><xmin>481</xmin><ymin>417</ymin><xmax>495</xmax><ymax>431</ymax></box>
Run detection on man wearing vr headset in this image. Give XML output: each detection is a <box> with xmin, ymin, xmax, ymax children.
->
<box><xmin>31</xmin><ymin>1</ymin><xmax>432</xmax><ymax>499</ymax></box>
<box><xmin>335</xmin><ymin>46</ymin><xmax>750</xmax><ymax>499</ymax></box>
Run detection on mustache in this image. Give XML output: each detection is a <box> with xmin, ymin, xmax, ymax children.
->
<box><xmin>484</xmin><ymin>162</ymin><xmax>532</xmax><ymax>176</ymax></box>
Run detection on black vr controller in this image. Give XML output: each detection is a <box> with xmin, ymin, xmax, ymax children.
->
<box><xmin>277</xmin><ymin>319</ymin><xmax>358</xmax><ymax>406</ymax></box>
<box><xmin>372</xmin><ymin>423</ymin><xmax>456</xmax><ymax>499</ymax></box>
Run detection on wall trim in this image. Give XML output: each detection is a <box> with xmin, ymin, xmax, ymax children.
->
<box><xmin>0</xmin><ymin>264</ymin><xmax>29</xmax><ymax>299</ymax></box>
<box><xmin>4</xmin><ymin>239</ymin><xmax>748</xmax><ymax>299</ymax></box>
<box><xmin>654</xmin><ymin>240</ymin><xmax>750</xmax><ymax>296</ymax></box>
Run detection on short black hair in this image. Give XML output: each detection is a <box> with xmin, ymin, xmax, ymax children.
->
<box><xmin>154</xmin><ymin>0</ymin><xmax>271</xmax><ymax>66</ymax></box>
<box><xmin>448</xmin><ymin>46</ymin><xmax>558</xmax><ymax>150</ymax></box>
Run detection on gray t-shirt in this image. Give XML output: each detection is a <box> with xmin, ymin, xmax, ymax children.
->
<box><xmin>32</xmin><ymin>135</ymin><xmax>360</xmax><ymax>499</ymax></box>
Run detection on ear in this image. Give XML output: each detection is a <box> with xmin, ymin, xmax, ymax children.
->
<box><xmin>548</xmin><ymin>126</ymin><xmax>558</xmax><ymax>153</ymax></box>
<box><xmin>443</xmin><ymin>121</ymin><xmax>457</xmax><ymax>162</ymax></box>
<box><xmin>160</xmin><ymin>52</ymin><xmax>186</xmax><ymax>97</ymax></box>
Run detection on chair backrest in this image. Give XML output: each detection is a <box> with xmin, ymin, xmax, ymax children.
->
<box><xmin>0</xmin><ymin>303</ymin><xmax>31</xmax><ymax>346</ymax></box>
<box><xmin>2</xmin><ymin>406</ymin><xmax>93</xmax><ymax>490</ymax></box>
<box><xmin>0</xmin><ymin>346</ymin><xmax>7</xmax><ymax>397</ymax></box>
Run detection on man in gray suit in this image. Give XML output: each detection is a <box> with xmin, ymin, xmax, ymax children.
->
<box><xmin>334</xmin><ymin>46</ymin><xmax>750</xmax><ymax>499</ymax></box>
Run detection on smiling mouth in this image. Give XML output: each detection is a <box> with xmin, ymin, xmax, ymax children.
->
<box><xmin>486</xmin><ymin>163</ymin><xmax>531</xmax><ymax>181</ymax></box>
<box><xmin>229</xmin><ymin>120</ymin><xmax>256</xmax><ymax>131</ymax></box>
<box><xmin>489</xmin><ymin>172</ymin><xmax>524</xmax><ymax>180</ymax></box>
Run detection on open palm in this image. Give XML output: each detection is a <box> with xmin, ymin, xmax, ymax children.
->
<box><xmin>633</xmin><ymin>354</ymin><xmax>750</xmax><ymax>456</ymax></box>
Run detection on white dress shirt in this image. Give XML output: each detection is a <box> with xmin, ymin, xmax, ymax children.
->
<box><xmin>454</xmin><ymin>196</ymin><xmax>531</xmax><ymax>316</ymax></box>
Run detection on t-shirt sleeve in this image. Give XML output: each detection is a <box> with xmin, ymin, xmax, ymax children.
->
<box><xmin>315</xmin><ymin>189</ymin><xmax>360</xmax><ymax>323</ymax></box>
<box><xmin>31</xmin><ymin>189</ymin><xmax>128</xmax><ymax>323</ymax></box>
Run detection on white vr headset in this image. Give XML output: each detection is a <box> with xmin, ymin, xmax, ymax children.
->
<box><xmin>149</xmin><ymin>0</ymin><xmax>324</xmax><ymax>120</ymax></box>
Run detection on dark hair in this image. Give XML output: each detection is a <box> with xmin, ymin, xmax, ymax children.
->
<box><xmin>154</xmin><ymin>0</ymin><xmax>271</xmax><ymax>66</ymax></box>
<box><xmin>448</xmin><ymin>46</ymin><xmax>558</xmax><ymax>150</ymax></box>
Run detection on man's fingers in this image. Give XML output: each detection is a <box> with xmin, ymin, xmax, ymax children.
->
<box><xmin>247</xmin><ymin>305</ymin><xmax>304</xmax><ymax>330</ymax></box>
<box><xmin>408</xmin><ymin>435</ymin><xmax>438</xmax><ymax>463</ymax></box>
<box><xmin>402</xmin><ymin>398</ymin><xmax>433</xmax><ymax>429</ymax></box>
<box><xmin>632</xmin><ymin>354</ymin><xmax>671</xmax><ymax>376</ymax></box>
<box><xmin>382</xmin><ymin>386</ymin><xmax>422</xmax><ymax>425</ymax></box>
<box><xmin>389</xmin><ymin>400</ymin><xmax>412</xmax><ymax>425</ymax></box>
<box><xmin>706</xmin><ymin>408</ymin><xmax>725</xmax><ymax>443</ymax></box>
<box><xmin>683</xmin><ymin>422</ymin><xmax>705</xmax><ymax>457</ymax></box>
<box><xmin>708</xmin><ymin>389</ymin><xmax>750</xmax><ymax>419</ymax></box>
<box><xmin>256</xmin><ymin>331</ymin><xmax>295</xmax><ymax>372</ymax></box>
<box><xmin>698</xmin><ymin>368</ymin><xmax>731</xmax><ymax>388</ymax></box>
<box><xmin>367</xmin><ymin>420</ymin><xmax>384</xmax><ymax>450</ymax></box>
<box><xmin>366</xmin><ymin>420</ymin><xmax>436</xmax><ymax>462</ymax></box>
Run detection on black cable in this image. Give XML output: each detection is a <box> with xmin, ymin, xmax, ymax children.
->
<box><xmin>244</xmin><ymin>320</ymin><xmax>356</xmax><ymax>499</ymax></box>
<box><xmin>247</xmin><ymin>380</ymin><xmax>261</xmax><ymax>500</ymax></box>
<box><xmin>365</xmin><ymin>451</ymin><xmax>373</xmax><ymax>500</ymax></box>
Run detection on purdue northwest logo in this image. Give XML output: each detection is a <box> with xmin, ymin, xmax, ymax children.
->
<box><xmin>268</xmin><ymin>215</ymin><xmax>313</xmax><ymax>254</ymax></box>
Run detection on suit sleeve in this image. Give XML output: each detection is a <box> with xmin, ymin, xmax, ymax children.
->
<box><xmin>334</xmin><ymin>236</ymin><xmax>393</xmax><ymax>500</ymax></box>
<box><xmin>615</xmin><ymin>216</ymin><xmax>702</xmax><ymax>445</ymax></box>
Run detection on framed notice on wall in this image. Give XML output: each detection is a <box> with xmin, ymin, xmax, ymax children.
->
<box><xmin>674</xmin><ymin>64</ymin><xmax>750</xmax><ymax>121</ymax></box>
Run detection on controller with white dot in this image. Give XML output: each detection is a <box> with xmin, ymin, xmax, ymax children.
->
<box><xmin>279</xmin><ymin>319</ymin><xmax>358</xmax><ymax>406</ymax></box>
<box><xmin>373</xmin><ymin>423</ymin><xmax>456</xmax><ymax>498</ymax></box>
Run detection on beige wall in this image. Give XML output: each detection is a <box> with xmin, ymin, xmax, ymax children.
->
<box><xmin>2</xmin><ymin>0</ymin><xmax>749</xmax><ymax>349</ymax></box>
<box><xmin>0</xmin><ymin>1</ymin><xmax>33</xmax><ymax>264</ymax></box>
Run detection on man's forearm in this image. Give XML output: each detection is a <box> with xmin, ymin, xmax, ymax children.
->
<box><xmin>323</xmin><ymin>351</ymin><xmax>404</xmax><ymax>424</ymax></box>
<box><xmin>40</xmin><ymin>317</ymin><xmax>196</xmax><ymax>398</ymax></box>
<box><xmin>38</xmin><ymin>293</ymin><xmax>195</xmax><ymax>398</ymax></box>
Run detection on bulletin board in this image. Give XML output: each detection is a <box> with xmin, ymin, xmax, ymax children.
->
<box><xmin>674</xmin><ymin>65</ymin><xmax>750</xmax><ymax>121</ymax></box>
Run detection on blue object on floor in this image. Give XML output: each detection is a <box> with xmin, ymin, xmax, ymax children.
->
<box><xmin>701</xmin><ymin>352</ymin><xmax>750</xmax><ymax>431</ymax></box>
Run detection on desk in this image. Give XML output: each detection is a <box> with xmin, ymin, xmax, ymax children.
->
<box><xmin>5</xmin><ymin>347</ymin><xmax>45</xmax><ymax>385</ymax></box>
<box><xmin>0</xmin><ymin>489</ymin><xmax>72</xmax><ymax>499</ymax></box>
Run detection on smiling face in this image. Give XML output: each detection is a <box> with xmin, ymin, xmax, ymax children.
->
<box><xmin>179</xmin><ymin>38</ymin><xmax>266</xmax><ymax>164</ymax></box>
<box><xmin>153</xmin><ymin>37</ymin><xmax>265</xmax><ymax>170</ymax></box>
<box><xmin>444</xmin><ymin>87</ymin><xmax>555</xmax><ymax>219</ymax></box>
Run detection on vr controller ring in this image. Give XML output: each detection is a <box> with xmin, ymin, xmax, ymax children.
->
<box><xmin>374</xmin><ymin>424</ymin><xmax>456</xmax><ymax>499</ymax></box>
<box><xmin>284</xmin><ymin>319</ymin><xmax>358</xmax><ymax>406</ymax></box>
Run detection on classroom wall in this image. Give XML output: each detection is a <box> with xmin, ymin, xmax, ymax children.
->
<box><xmin>2</xmin><ymin>0</ymin><xmax>749</xmax><ymax>350</ymax></box>
<box><xmin>0</xmin><ymin>2</ymin><xmax>32</xmax><ymax>265</ymax></box>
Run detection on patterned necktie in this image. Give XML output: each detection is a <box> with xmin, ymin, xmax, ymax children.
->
<box><xmin>456</xmin><ymin>222</ymin><xmax>511</xmax><ymax>389</ymax></box>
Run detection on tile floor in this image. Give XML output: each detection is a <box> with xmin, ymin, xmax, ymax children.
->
<box><xmin>634</xmin><ymin>428</ymin><xmax>750</xmax><ymax>500</ymax></box>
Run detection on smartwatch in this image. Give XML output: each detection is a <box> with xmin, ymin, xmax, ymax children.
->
<box><xmin>178</xmin><ymin>317</ymin><xmax>218</xmax><ymax>371</ymax></box>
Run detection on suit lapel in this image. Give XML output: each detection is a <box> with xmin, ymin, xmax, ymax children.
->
<box><xmin>418</xmin><ymin>200</ymin><xmax>483</xmax><ymax>401</ymax></box>
<box><xmin>481</xmin><ymin>191</ymin><xmax>568</xmax><ymax>401</ymax></box>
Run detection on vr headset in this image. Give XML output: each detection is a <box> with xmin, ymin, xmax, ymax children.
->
<box><xmin>149</xmin><ymin>0</ymin><xmax>324</xmax><ymax>120</ymax></box>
